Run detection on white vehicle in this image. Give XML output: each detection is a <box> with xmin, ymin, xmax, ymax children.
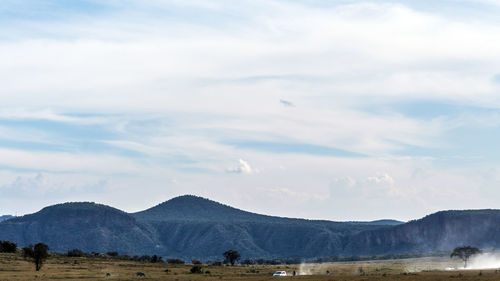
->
<box><xmin>273</xmin><ymin>271</ymin><xmax>287</xmax><ymax>276</ymax></box>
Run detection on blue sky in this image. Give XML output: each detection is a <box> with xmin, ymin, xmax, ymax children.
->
<box><xmin>2</xmin><ymin>0</ymin><xmax>500</xmax><ymax>221</ymax></box>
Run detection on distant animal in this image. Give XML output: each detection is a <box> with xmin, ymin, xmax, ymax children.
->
<box><xmin>326</xmin><ymin>270</ymin><xmax>330</xmax><ymax>275</ymax></box>
<box><xmin>136</xmin><ymin>272</ymin><xmax>146</xmax><ymax>277</ymax></box>
<box><xmin>105</xmin><ymin>272</ymin><xmax>111</xmax><ymax>277</ymax></box>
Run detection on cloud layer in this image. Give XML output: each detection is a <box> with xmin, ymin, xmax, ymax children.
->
<box><xmin>1</xmin><ymin>0</ymin><xmax>500</xmax><ymax>220</ymax></box>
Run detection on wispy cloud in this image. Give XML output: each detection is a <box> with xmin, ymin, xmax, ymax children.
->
<box><xmin>280</xmin><ymin>99</ymin><xmax>295</xmax><ymax>107</ymax></box>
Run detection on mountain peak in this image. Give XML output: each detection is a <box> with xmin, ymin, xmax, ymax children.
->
<box><xmin>132</xmin><ymin>194</ymin><xmax>268</xmax><ymax>222</ymax></box>
<box><xmin>162</xmin><ymin>194</ymin><xmax>213</xmax><ymax>204</ymax></box>
<box><xmin>9</xmin><ymin>201</ymin><xmax>130</xmax><ymax>224</ymax></box>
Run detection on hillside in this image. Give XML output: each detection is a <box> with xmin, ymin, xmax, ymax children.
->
<box><xmin>0</xmin><ymin>196</ymin><xmax>499</xmax><ymax>260</ymax></box>
<box><xmin>0</xmin><ymin>202</ymin><xmax>156</xmax><ymax>254</ymax></box>
<box><xmin>134</xmin><ymin>195</ymin><xmax>388</xmax><ymax>259</ymax></box>
<box><xmin>344</xmin><ymin>209</ymin><xmax>500</xmax><ymax>255</ymax></box>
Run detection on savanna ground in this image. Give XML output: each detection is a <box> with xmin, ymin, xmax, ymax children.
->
<box><xmin>1</xmin><ymin>253</ymin><xmax>499</xmax><ymax>280</ymax></box>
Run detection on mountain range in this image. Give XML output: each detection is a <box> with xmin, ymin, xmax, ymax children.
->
<box><xmin>0</xmin><ymin>195</ymin><xmax>498</xmax><ymax>260</ymax></box>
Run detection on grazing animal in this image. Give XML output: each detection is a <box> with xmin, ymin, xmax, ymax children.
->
<box><xmin>136</xmin><ymin>272</ymin><xmax>146</xmax><ymax>277</ymax></box>
<box><xmin>105</xmin><ymin>272</ymin><xmax>111</xmax><ymax>277</ymax></box>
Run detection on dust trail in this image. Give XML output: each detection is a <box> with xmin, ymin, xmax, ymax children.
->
<box><xmin>466</xmin><ymin>252</ymin><xmax>500</xmax><ymax>270</ymax></box>
<box><xmin>403</xmin><ymin>253</ymin><xmax>500</xmax><ymax>272</ymax></box>
<box><xmin>298</xmin><ymin>263</ymin><xmax>333</xmax><ymax>275</ymax></box>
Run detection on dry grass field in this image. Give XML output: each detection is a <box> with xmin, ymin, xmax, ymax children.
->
<box><xmin>1</xmin><ymin>253</ymin><xmax>500</xmax><ymax>280</ymax></box>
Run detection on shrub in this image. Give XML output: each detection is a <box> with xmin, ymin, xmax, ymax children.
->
<box><xmin>241</xmin><ymin>259</ymin><xmax>255</xmax><ymax>265</ymax></box>
<box><xmin>151</xmin><ymin>255</ymin><xmax>163</xmax><ymax>263</ymax></box>
<box><xmin>190</xmin><ymin>265</ymin><xmax>203</xmax><ymax>274</ymax></box>
<box><xmin>138</xmin><ymin>255</ymin><xmax>151</xmax><ymax>262</ymax></box>
<box><xmin>192</xmin><ymin>259</ymin><xmax>202</xmax><ymax>264</ymax></box>
<box><xmin>106</xmin><ymin>251</ymin><xmax>119</xmax><ymax>257</ymax></box>
<box><xmin>67</xmin><ymin>249</ymin><xmax>84</xmax><ymax>257</ymax></box>
<box><xmin>167</xmin><ymin>258</ymin><xmax>185</xmax><ymax>264</ymax></box>
<box><xmin>0</xmin><ymin>240</ymin><xmax>17</xmax><ymax>253</ymax></box>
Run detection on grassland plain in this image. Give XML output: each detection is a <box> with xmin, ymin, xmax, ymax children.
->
<box><xmin>1</xmin><ymin>253</ymin><xmax>500</xmax><ymax>280</ymax></box>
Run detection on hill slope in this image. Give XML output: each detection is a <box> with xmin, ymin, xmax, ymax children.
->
<box><xmin>0</xmin><ymin>202</ymin><xmax>156</xmax><ymax>254</ymax></box>
<box><xmin>344</xmin><ymin>209</ymin><xmax>500</xmax><ymax>256</ymax></box>
<box><xmin>132</xmin><ymin>195</ymin><xmax>388</xmax><ymax>259</ymax></box>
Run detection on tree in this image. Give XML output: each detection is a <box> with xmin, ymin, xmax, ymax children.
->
<box><xmin>450</xmin><ymin>246</ymin><xmax>481</xmax><ymax>268</ymax></box>
<box><xmin>0</xmin><ymin>240</ymin><xmax>17</xmax><ymax>253</ymax></box>
<box><xmin>23</xmin><ymin>243</ymin><xmax>49</xmax><ymax>271</ymax></box>
<box><xmin>223</xmin><ymin>250</ymin><xmax>241</xmax><ymax>266</ymax></box>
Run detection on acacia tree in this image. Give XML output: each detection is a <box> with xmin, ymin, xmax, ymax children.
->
<box><xmin>450</xmin><ymin>246</ymin><xmax>480</xmax><ymax>268</ymax></box>
<box><xmin>223</xmin><ymin>250</ymin><xmax>241</xmax><ymax>266</ymax></box>
<box><xmin>23</xmin><ymin>243</ymin><xmax>49</xmax><ymax>271</ymax></box>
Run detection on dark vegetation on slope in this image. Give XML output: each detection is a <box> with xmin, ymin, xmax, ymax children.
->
<box><xmin>0</xmin><ymin>195</ymin><xmax>498</xmax><ymax>260</ymax></box>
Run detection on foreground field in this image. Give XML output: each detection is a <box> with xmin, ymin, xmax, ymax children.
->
<box><xmin>1</xmin><ymin>253</ymin><xmax>500</xmax><ymax>280</ymax></box>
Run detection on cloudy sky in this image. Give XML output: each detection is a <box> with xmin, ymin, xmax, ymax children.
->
<box><xmin>2</xmin><ymin>0</ymin><xmax>500</xmax><ymax>221</ymax></box>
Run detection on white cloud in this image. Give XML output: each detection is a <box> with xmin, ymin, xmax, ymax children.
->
<box><xmin>227</xmin><ymin>159</ymin><xmax>256</xmax><ymax>174</ymax></box>
<box><xmin>367</xmin><ymin>173</ymin><xmax>395</xmax><ymax>185</ymax></box>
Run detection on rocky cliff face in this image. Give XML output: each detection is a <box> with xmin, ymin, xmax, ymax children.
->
<box><xmin>344</xmin><ymin>210</ymin><xmax>500</xmax><ymax>255</ymax></box>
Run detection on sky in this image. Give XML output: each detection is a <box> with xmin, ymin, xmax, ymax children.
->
<box><xmin>2</xmin><ymin>0</ymin><xmax>500</xmax><ymax>221</ymax></box>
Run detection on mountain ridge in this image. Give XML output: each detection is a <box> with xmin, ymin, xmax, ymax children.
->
<box><xmin>0</xmin><ymin>195</ymin><xmax>498</xmax><ymax>260</ymax></box>
<box><xmin>0</xmin><ymin>215</ymin><xmax>14</xmax><ymax>222</ymax></box>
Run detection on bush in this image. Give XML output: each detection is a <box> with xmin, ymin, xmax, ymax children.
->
<box><xmin>138</xmin><ymin>255</ymin><xmax>151</xmax><ymax>262</ymax></box>
<box><xmin>241</xmin><ymin>259</ymin><xmax>255</xmax><ymax>265</ymax></box>
<box><xmin>0</xmin><ymin>240</ymin><xmax>17</xmax><ymax>253</ymax></box>
<box><xmin>192</xmin><ymin>259</ymin><xmax>202</xmax><ymax>264</ymax></box>
<box><xmin>67</xmin><ymin>249</ymin><xmax>84</xmax><ymax>257</ymax></box>
<box><xmin>151</xmin><ymin>255</ymin><xmax>162</xmax><ymax>263</ymax></box>
<box><xmin>106</xmin><ymin>251</ymin><xmax>119</xmax><ymax>257</ymax></box>
<box><xmin>167</xmin><ymin>258</ymin><xmax>185</xmax><ymax>264</ymax></box>
<box><xmin>190</xmin><ymin>265</ymin><xmax>203</xmax><ymax>274</ymax></box>
<box><xmin>22</xmin><ymin>247</ymin><xmax>34</xmax><ymax>259</ymax></box>
<box><xmin>211</xmin><ymin>260</ymin><xmax>223</xmax><ymax>266</ymax></box>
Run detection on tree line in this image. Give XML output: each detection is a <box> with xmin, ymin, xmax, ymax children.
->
<box><xmin>0</xmin><ymin>239</ymin><xmax>483</xmax><ymax>271</ymax></box>
<box><xmin>0</xmin><ymin>240</ymin><xmax>243</xmax><ymax>272</ymax></box>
